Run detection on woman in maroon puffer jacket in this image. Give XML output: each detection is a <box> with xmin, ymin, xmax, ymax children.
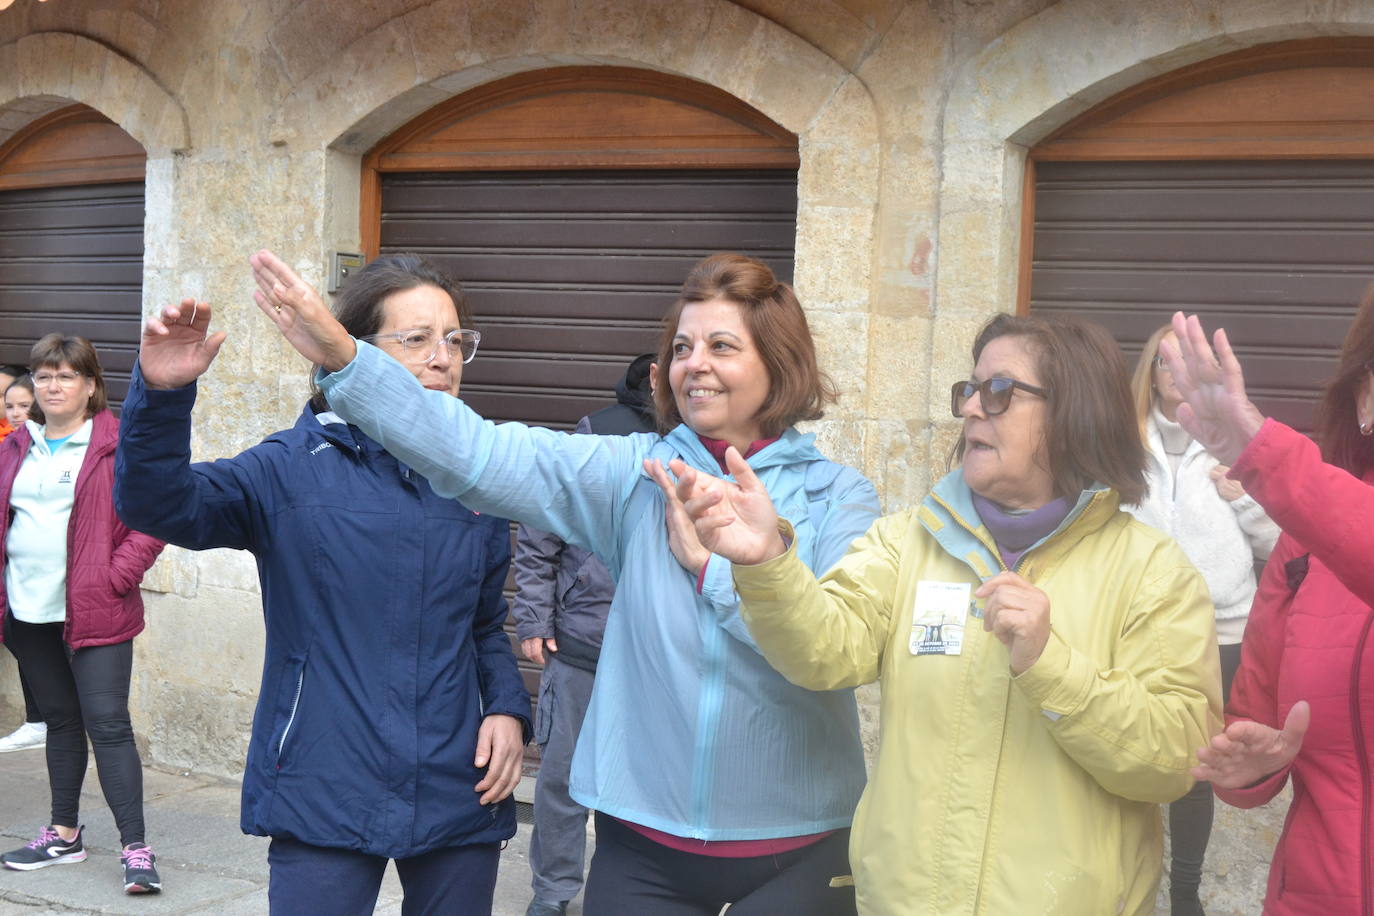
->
<box><xmin>1167</xmin><ymin>297</ymin><xmax>1374</xmax><ymax>916</ymax></box>
<box><xmin>0</xmin><ymin>334</ymin><xmax>164</xmax><ymax>897</ymax></box>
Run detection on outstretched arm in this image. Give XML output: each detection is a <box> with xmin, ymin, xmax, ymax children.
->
<box><xmin>116</xmin><ymin>301</ymin><xmax>283</xmax><ymax>552</ymax></box>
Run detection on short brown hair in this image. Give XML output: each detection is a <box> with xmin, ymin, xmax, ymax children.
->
<box><xmin>1316</xmin><ymin>283</ymin><xmax>1374</xmax><ymax>477</ymax></box>
<box><xmin>955</xmin><ymin>313</ymin><xmax>1147</xmax><ymax>505</ymax></box>
<box><xmin>29</xmin><ymin>333</ymin><xmax>107</xmax><ymax>418</ymax></box>
<box><xmin>652</xmin><ymin>253</ymin><xmax>836</xmax><ymax>437</ymax></box>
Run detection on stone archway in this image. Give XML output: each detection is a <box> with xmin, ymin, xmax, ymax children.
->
<box><xmin>0</xmin><ymin>32</ymin><xmax>189</xmax><ymax>155</ymax></box>
<box><xmin>268</xmin><ymin>0</ymin><xmax>882</xmax><ymax>468</ymax></box>
<box><xmin>930</xmin><ymin>0</ymin><xmax>1374</xmax><ymax>430</ymax></box>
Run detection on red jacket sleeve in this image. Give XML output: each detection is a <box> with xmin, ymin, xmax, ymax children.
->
<box><xmin>108</xmin><ymin>519</ymin><xmax>166</xmax><ymax>596</ymax></box>
<box><xmin>1230</xmin><ymin>419</ymin><xmax>1374</xmax><ymax>604</ymax></box>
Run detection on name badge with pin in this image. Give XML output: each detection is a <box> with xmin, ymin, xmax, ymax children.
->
<box><xmin>909</xmin><ymin>580</ymin><xmax>972</xmax><ymax>656</ymax></box>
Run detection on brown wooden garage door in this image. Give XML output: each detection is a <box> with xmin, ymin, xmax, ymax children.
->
<box><xmin>0</xmin><ymin>182</ymin><xmax>144</xmax><ymax>409</ymax></box>
<box><xmin>1027</xmin><ymin>159</ymin><xmax>1374</xmax><ymax>434</ymax></box>
<box><xmin>0</xmin><ymin>105</ymin><xmax>145</xmax><ymax>412</ymax></box>
<box><xmin>378</xmin><ymin>167</ymin><xmax>798</xmax><ymax>428</ymax></box>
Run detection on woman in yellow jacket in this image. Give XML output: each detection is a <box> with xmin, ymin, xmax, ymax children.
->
<box><xmin>654</xmin><ymin>313</ymin><xmax>1223</xmax><ymax>915</ymax></box>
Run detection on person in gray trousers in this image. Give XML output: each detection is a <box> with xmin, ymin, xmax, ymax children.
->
<box><xmin>515</xmin><ymin>355</ymin><xmax>655</xmax><ymax>916</ymax></box>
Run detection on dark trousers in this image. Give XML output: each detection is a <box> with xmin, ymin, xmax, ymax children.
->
<box><xmin>4</xmin><ymin>637</ymin><xmax>43</xmax><ymax>723</ymax></box>
<box><xmin>4</xmin><ymin>613</ymin><xmax>144</xmax><ymax>846</ymax></box>
<box><xmin>583</xmin><ymin>811</ymin><xmax>858</xmax><ymax>916</ymax></box>
<box><xmin>267</xmin><ymin>836</ymin><xmax>500</xmax><ymax>916</ymax></box>
<box><xmin>529</xmin><ymin>655</ymin><xmax>595</xmax><ymax>905</ymax></box>
<box><xmin>1169</xmin><ymin>641</ymin><xmax>1244</xmax><ymax>903</ymax></box>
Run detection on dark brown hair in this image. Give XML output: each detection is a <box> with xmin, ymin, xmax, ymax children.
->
<box><xmin>652</xmin><ymin>253</ymin><xmax>836</xmax><ymax>437</ymax></box>
<box><xmin>29</xmin><ymin>333</ymin><xmax>107</xmax><ymax>418</ymax></box>
<box><xmin>4</xmin><ymin>374</ymin><xmax>44</xmax><ymax>425</ymax></box>
<box><xmin>954</xmin><ymin>313</ymin><xmax>1147</xmax><ymax>504</ymax></box>
<box><xmin>309</xmin><ymin>253</ymin><xmax>470</xmax><ymax>410</ymax></box>
<box><xmin>1316</xmin><ymin>283</ymin><xmax>1374</xmax><ymax>477</ymax></box>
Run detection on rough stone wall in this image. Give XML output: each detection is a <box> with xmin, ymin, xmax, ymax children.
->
<box><xmin>0</xmin><ymin>0</ymin><xmax>1363</xmax><ymax>907</ymax></box>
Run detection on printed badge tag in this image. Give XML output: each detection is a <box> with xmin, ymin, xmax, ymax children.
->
<box><xmin>909</xmin><ymin>580</ymin><xmax>972</xmax><ymax>656</ymax></box>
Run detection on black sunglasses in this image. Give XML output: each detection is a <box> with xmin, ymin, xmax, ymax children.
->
<box><xmin>950</xmin><ymin>377</ymin><xmax>1050</xmax><ymax>418</ymax></box>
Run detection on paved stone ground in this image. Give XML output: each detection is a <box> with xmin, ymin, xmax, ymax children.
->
<box><xmin>0</xmin><ymin>749</ymin><xmax>584</xmax><ymax>915</ymax></box>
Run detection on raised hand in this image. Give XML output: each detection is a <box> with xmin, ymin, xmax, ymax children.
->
<box><xmin>139</xmin><ymin>299</ymin><xmax>228</xmax><ymax>390</ymax></box>
<box><xmin>249</xmin><ymin>249</ymin><xmax>356</xmax><ymax>371</ymax></box>
<box><xmin>645</xmin><ymin>458</ymin><xmax>711</xmax><ymax>576</ymax></box>
<box><xmin>661</xmin><ymin>447</ymin><xmax>786</xmax><ymax>566</ymax></box>
<box><xmin>976</xmin><ymin>571</ymin><xmax>1051</xmax><ymax>675</ymax></box>
<box><xmin>1193</xmin><ymin>701</ymin><xmax>1310</xmax><ymax>788</ymax></box>
<box><xmin>1160</xmin><ymin>312</ymin><xmax>1266</xmax><ymax>466</ymax></box>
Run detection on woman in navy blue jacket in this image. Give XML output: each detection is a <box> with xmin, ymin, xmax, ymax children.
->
<box><xmin>112</xmin><ymin>256</ymin><xmax>530</xmax><ymax>916</ymax></box>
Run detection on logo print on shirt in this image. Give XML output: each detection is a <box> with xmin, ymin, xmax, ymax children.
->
<box><xmin>58</xmin><ymin>470</ymin><xmax>72</xmax><ymax>484</ymax></box>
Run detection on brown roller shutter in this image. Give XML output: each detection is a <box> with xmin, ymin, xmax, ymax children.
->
<box><xmin>1028</xmin><ymin>159</ymin><xmax>1374</xmax><ymax>433</ymax></box>
<box><xmin>0</xmin><ymin>105</ymin><xmax>145</xmax><ymax>411</ymax></box>
<box><xmin>1024</xmin><ymin>40</ymin><xmax>1374</xmax><ymax>435</ymax></box>
<box><xmin>378</xmin><ymin>168</ymin><xmax>797</xmax><ymax>428</ymax></box>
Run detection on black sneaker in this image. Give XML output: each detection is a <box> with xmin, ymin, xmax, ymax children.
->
<box><xmin>1</xmin><ymin>825</ymin><xmax>87</xmax><ymax>870</ymax></box>
<box><xmin>120</xmin><ymin>843</ymin><xmax>161</xmax><ymax>894</ymax></box>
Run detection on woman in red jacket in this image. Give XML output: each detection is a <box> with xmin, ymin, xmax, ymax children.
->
<box><xmin>0</xmin><ymin>334</ymin><xmax>164</xmax><ymax>896</ymax></box>
<box><xmin>1167</xmin><ymin>297</ymin><xmax>1374</xmax><ymax>916</ymax></box>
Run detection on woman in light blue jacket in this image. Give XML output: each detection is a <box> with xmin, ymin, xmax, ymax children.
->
<box><xmin>252</xmin><ymin>249</ymin><xmax>880</xmax><ymax>916</ymax></box>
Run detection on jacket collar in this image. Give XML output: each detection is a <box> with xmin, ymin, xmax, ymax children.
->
<box><xmin>918</xmin><ymin>468</ymin><xmax>1119</xmax><ymax>582</ymax></box>
<box><xmin>1144</xmin><ymin>410</ymin><xmax>1205</xmax><ymax>468</ymax></box>
<box><xmin>18</xmin><ymin>410</ymin><xmax>117</xmax><ymax>458</ymax></box>
<box><xmin>662</xmin><ymin>424</ymin><xmax>824</xmax><ymax>474</ymax></box>
<box><xmin>292</xmin><ymin>403</ymin><xmax>375</xmax><ymax>456</ymax></box>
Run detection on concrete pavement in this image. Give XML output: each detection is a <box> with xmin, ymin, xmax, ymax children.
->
<box><xmin>0</xmin><ymin>748</ymin><xmax>584</xmax><ymax>915</ymax></box>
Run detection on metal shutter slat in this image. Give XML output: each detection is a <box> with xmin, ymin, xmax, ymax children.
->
<box><xmin>1030</xmin><ymin>160</ymin><xmax>1374</xmax><ymax>434</ymax></box>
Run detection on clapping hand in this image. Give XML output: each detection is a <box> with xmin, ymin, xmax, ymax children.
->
<box><xmin>645</xmin><ymin>458</ymin><xmax>711</xmax><ymax>576</ymax></box>
<box><xmin>1193</xmin><ymin>701</ymin><xmax>1310</xmax><ymax>788</ymax></box>
<box><xmin>139</xmin><ymin>299</ymin><xmax>228</xmax><ymax>390</ymax></box>
<box><xmin>655</xmin><ymin>448</ymin><xmax>787</xmax><ymax>567</ymax></box>
<box><xmin>1160</xmin><ymin>312</ymin><xmax>1266</xmax><ymax>466</ymax></box>
<box><xmin>249</xmin><ymin>249</ymin><xmax>356</xmax><ymax>371</ymax></box>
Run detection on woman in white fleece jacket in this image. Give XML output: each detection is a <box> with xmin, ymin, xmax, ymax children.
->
<box><xmin>1127</xmin><ymin>324</ymin><xmax>1278</xmax><ymax>916</ymax></box>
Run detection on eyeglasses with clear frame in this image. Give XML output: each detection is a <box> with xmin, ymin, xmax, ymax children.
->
<box><xmin>32</xmin><ymin>371</ymin><xmax>84</xmax><ymax>389</ymax></box>
<box><xmin>950</xmin><ymin>377</ymin><xmax>1049</xmax><ymax>418</ymax></box>
<box><xmin>362</xmin><ymin>328</ymin><xmax>481</xmax><ymax>364</ymax></box>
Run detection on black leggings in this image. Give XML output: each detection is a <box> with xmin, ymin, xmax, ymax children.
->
<box><xmin>4</xmin><ymin>639</ymin><xmax>43</xmax><ymax>723</ymax></box>
<box><xmin>1169</xmin><ymin>641</ymin><xmax>1243</xmax><ymax>898</ymax></box>
<box><xmin>4</xmin><ymin>613</ymin><xmax>145</xmax><ymax>846</ymax></box>
<box><xmin>583</xmin><ymin>812</ymin><xmax>857</xmax><ymax>916</ymax></box>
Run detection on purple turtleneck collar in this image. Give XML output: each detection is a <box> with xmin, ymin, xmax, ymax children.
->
<box><xmin>971</xmin><ymin>492</ymin><xmax>1072</xmax><ymax>572</ymax></box>
<box><xmin>697</xmin><ymin>435</ymin><xmax>780</xmax><ymax>474</ymax></box>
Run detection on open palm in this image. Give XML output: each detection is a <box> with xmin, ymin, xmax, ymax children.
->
<box><xmin>250</xmin><ymin>249</ymin><xmax>355</xmax><ymax>371</ymax></box>
<box><xmin>1161</xmin><ymin>312</ymin><xmax>1266</xmax><ymax>466</ymax></box>
<box><xmin>1193</xmin><ymin>701</ymin><xmax>1309</xmax><ymax>788</ymax></box>
<box><xmin>139</xmin><ymin>299</ymin><xmax>227</xmax><ymax>389</ymax></box>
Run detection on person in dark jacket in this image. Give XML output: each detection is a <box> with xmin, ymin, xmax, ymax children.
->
<box><xmin>0</xmin><ymin>335</ymin><xmax>165</xmax><ymax>896</ymax></box>
<box><xmin>515</xmin><ymin>353</ymin><xmax>656</xmax><ymax>916</ymax></box>
<box><xmin>113</xmin><ymin>256</ymin><xmax>531</xmax><ymax>916</ymax></box>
